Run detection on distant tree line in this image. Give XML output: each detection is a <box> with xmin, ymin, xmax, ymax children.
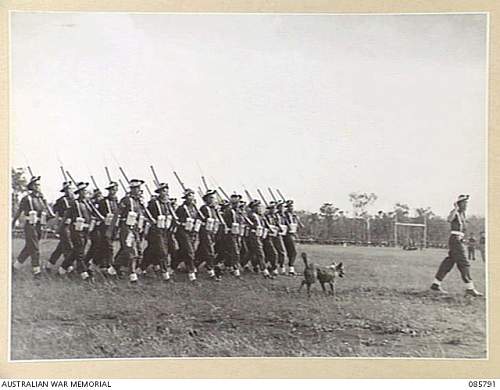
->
<box><xmin>296</xmin><ymin>192</ymin><xmax>485</xmax><ymax>247</ymax></box>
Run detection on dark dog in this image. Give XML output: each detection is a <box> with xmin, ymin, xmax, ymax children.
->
<box><xmin>317</xmin><ymin>262</ymin><xmax>344</xmax><ymax>297</ymax></box>
<box><xmin>298</xmin><ymin>253</ymin><xmax>317</xmax><ymax>297</ymax></box>
<box><xmin>298</xmin><ymin>252</ymin><xmax>345</xmax><ymax>297</ymax></box>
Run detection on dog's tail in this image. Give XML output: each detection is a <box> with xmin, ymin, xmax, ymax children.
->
<box><xmin>301</xmin><ymin>252</ymin><xmax>309</xmax><ymax>267</ymax></box>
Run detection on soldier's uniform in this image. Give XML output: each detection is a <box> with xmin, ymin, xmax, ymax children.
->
<box><xmin>222</xmin><ymin>195</ymin><xmax>243</xmax><ymax>276</ymax></box>
<box><xmin>263</xmin><ymin>205</ymin><xmax>279</xmax><ymax>275</ymax></box>
<box><xmin>174</xmin><ymin>189</ymin><xmax>200</xmax><ymax>282</ymax></box>
<box><xmin>141</xmin><ymin>183</ymin><xmax>175</xmax><ymax>281</ymax></box>
<box><xmin>12</xmin><ymin>176</ymin><xmax>52</xmax><ymax>276</ymax></box>
<box><xmin>59</xmin><ymin>182</ymin><xmax>100</xmax><ymax>280</ymax></box>
<box><xmin>114</xmin><ymin>179</ymin><xmax>147</xmax><ymax>282</ymax></box>
<box><xmin>46</xmin><ymin>182</ymin><xmax>74</xmax><ymax>269</ymax></box>
<box><xmin>283</xmin><ymin>200</ymin><xmax>299</xmax><ymax>275</ymax></box>
<box><xmin>431</xmin><ymin>195</ymin><xmax>482</xmax><ymax>296</ymax></box>
<box><xmin>246</xmin><ymin>200</ymin><xmax>271</xmax><ymax>278</ymax></box>
<box><xmin>96</xmin><ymin>182</ymin><xmax>120</xmax><ymax>275</ymax></box>
<box><xmin>196</xmin><ymin>190</ymin><xmax>220</xmax><ymax>279</ymax></box>
<box><xmin>83</xmin><ymin>189</ymin><xmax>104</xmax><ymax>269</ymax></box>
<box><xmin>214</xmin><ymin>200</ymin><xmax>230</xmax><ymax>268</ymax></box>
<box><xmin>271</xmin><ymin>201</ymin><xmax>288</xmax><ymax>274</ymax></box>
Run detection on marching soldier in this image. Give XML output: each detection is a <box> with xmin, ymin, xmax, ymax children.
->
<box><xmin>283</xmin><ymin>200</ymin><xmax>300</xmax><ymax>276</ymax></box>
<box><xmin>45</xmin><ymin>181</ymin><xmax>75</xmax><ymax>272</ymax></box>
<box><xmin>246</xmin><ymin>199</ymin><xmax>271</xmax><ymax>278</ymax></box>
<box><xmin>174</xmin><ymin>189</ymin><xmax>200</xmax><ymax>282</ymax></box>
<box><xmin>430</xmin><ymin>195</ymin><xmax>483</xmax><ymax>296</ymax></box>
<box><xmin>141</xmin><ymin>182</ymin><xmax>174</xmax><ymax>281</ymax></box>
<box><xmin>12</xmin><ymin>176</ymin><xmax>54</xmax><ymax>277</ymax></box>
<box><xmin>263</xmin><ymin>202</ymin><xmax>279</xmax><ymax>276</ymax></box>
<box><xmin>196</xmin><ymin>189</ymin><xmax>221</xmax><ymax>280</ymax></box>
<box><xmin>59</xmin><ymin>182</ymin><xmax>102</xmax><ymax>281</ymax></box>
<box><xmin>214</xmin><ymin>199</ymin><xmax>230</xmax><ymax>268</ymax></box>
<box><xmin>114</xmin><ymin>179</ymin><xmax>148</xmax><ymax>283</ymax></box>
<box><xmin>271</xmin><ymin>201</ymin><xmax>288</xmax><ymax>275</ymax></box>
<box><xmin>222</xmin><ymin>194</ymin><xmax>243</xmax><ymax>277</ymax></box>
<box><xmin>96</xmin><ymin>181</ymin><xmax>120</xmax><ymax>276</ymax></box>
<box><xmin>83</xmin><ymin>188</ymin><xmax>104</xmax><ymax>270</ymax></box>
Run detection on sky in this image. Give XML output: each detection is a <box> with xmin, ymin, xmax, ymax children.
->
<box><xmin>10</xmin><ymin>12</ymin><xmax>487</xmax><ymax>216</ymax></box>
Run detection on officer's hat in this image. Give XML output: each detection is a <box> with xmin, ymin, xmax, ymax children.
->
<box><xmin>105</xmin><ymin>181</ymin><xmax>119</xmax><ymax>191</ymax></box>
<box><xmin>60</xmin><ymin>181</ymin><xmax>73</xmax><ymax>193</ymax></box>
<box><xmin>27</xmin><ymin>176</ymin><xmax>41</xmax><ymax>190</ymax></box>
<box><xmin>74</xmin><ymin>182</ymin><xmax>89</xmax><ymax>194</ymax></box>
<box><xmin>276</xmin><ymin>200</ymin><xmax>285</xmax><ymax>208</ymax></box>
<box><xmin>285</xmin><ymin>199</ymin><xmax>294</xmax><ymax>207</ymax></box>
<box><xmin>155</xmin><ymin>182</ymin><xmax>169</xmax><ymax>193</ymax></box>
<box><xmin>202</xmin><ymin>189</ymin><xmax>217</xmax><ymax>200</ymax></box>
<box><xmin>457</xmin><ymin>194</ymin><xmax>470</xmax><ymax>203</ymax></box>
<box><xmin>129</xmin><ymin>179</ymin><xmax>145</xmax><ymax>189</ymax></box>
<box><xmin>182</xmin><ymin>188</ymin><xmax>195</xmax><ymax>199</ymax></box>
<box><xmin>230</xmin><ymin>193</ymin><xmax>242</xmax><ymax>201</ymax></box>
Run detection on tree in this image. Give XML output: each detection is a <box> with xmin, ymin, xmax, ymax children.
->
<box><xmin>393</xmin><ymin>202</ymin><xmax>410</xmax><ymax>222</ymax></box>
<box><xmin>348</xmin><ymin>192</ymin><xmax>377</xmax><ymax>218</ymax></box>
<box><xmin>319</xmin><ymin>203</ymin><xmax>339</xmax><ymax>239</ymax></box>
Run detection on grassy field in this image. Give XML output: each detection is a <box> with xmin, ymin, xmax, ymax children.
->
<box><xmin>10</xmin><ymin>239</ymin><xmax>486</xmax><ymax>360</ymax></box>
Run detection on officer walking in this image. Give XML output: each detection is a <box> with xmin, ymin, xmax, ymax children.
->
<box><xmin>246</xmin><ymin>199</ymin><xmax>271</xmax><ymax>278</ymax></box>
<box><xmin>283</xmin><ymin>200</ymin><xmax>300</xmax><ymax>276</ymax></box>
<box><xmin>430</xmin><ymin>195</ymin><xmax>483</xmax><ymax>296</ymax></box>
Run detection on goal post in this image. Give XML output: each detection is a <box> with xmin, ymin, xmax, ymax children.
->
<box><xmin>394</xmin><ymin>222</ymin><xmax>427</xmax><ymax>248</ymax></box>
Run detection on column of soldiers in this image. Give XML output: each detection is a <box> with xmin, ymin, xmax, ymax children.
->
<box><xmin>12</xmin><ymin>175</ymin><xmax>302</xmax><ymax>283</ymax></box>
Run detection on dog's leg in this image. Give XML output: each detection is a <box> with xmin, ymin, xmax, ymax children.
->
<box><xmin>307</xmin><ymin>283</ymin><xmax>311</xmax><ymax>298</ymax></box>
<box><xmin>298</xmin><ymin>280</ymin><xmax>305</xmax><ymax>293</ymax></box>
<box><xmin>329</xmin><ymin>282</ymin><xmax>334</xmax><ymax>296</ymax></box>
<box><xmin>320</xmin><ymin>282</ymin><xmax>327</xmax><ymax>295</ymax></box>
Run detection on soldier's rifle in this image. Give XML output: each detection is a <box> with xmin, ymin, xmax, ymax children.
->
<box><xmin>276</xmin><ymin>189</ymin><xmax>286</xmax><ymax>202</ymax></box>
<box><xmin>257</xmin><ymin>189</ymin><xmax>269</xmax><ymax>208</ymax></box>
<box><xmin>268</xmin><ymin>187</ymin><xmax>278</xmax><ymax>203</ymax></box>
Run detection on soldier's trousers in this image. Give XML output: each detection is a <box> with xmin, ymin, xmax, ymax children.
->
<box><xmin>115</xmin><ymin>225</ymin><xmax>142</xmax><ymax>274</ymax></box>
<box><xmin>48</xmin><ymin>225</ymin><xmax>72</xmax><ymax>266</ymax></box>
<box><xmin>61</xmin><ymin>228</ymin><xmax>88</xmax><ymax>274</ymax></box>
<box><xmin>248</xmin><ymin>234</ymin><xmax>266</xmax><ymax>271</ymax></box>
<box><xmin>214</xmin><ymin>233</ymin><xmax>227</xmax><ymax>266</ymax></box>
<box><xmin>83</xmin><ymin>227</ymin><xmax>101</xmax><ymax>266</ymax></box>
<box><xmin>98</xmin><ymin>226</ymin><xmax>114</xmax><ymax>269</ymax></box>
<box><xmin>17</xmin><ymin>223</ymin><xmax>41</xmax><ymax>267</ymax></box>
<box><xmin>272</xmin><ymin>235</ymin><xmax>287</xmax><ymax>267</ymax></box>
<box><xmin>435</xmin><ymin>235</ymin><xmax>473</xmax><ymax>283</ymax></box>
<box><xmin>173</xmin><ymin>229</ymin><xmax>197</xmax><ymax>273</ymax></box>
<box><xmin>142</xmin><ymin>227</ymin><xmax>169</xmax><ymax>272</ymax></box>
<box><xmin>196</xmin><ymin>229</ymin><xmax>216</xmax><ymax>271</ymax></box>
<box><xmin>239</xmin><ymin>236</ymin><xmax>250</xmax><ymax>267</ymax></box>
<box><xmin>263</xmin><ymin>237</ymin><xmax>277</xmax><ymax>271</ymax></box>
<box><xmin>225</xmin><ymin>234</ymin><xmax>240</xmax><ymax>268</ymax></box>
<box><xmin>283</xmin><ymin>234</ymin><xmax>297</xmax><ymax>267</ymax></box>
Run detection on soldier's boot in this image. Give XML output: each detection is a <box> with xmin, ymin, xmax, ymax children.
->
<box><xmin>288</xmin><ymin>266</ymin><xmax>296</xmax><ymax>276</ymax></box>
<box><xmin>162</xmin><ymin>271</ymin><xmax>171</xmax><ymax>282</ymax></box>
<box><xmin>465</xmin><ymin>288</ymin><xmax>483</xmax><ymax>297</ymax></box>
<box><xmin>129</xmin><ymin>272</ymin><xmax>138</xmax><ymax>284</ymax></box>
<box><xmin>188</xmin><ymin>272</ymin><xmax>197</xmax><ymax>283</ymax></box>
<box><xmin>430</xmin><ymin>283</ymin><xmax>448</xmax><ymax>294</ymax></box>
